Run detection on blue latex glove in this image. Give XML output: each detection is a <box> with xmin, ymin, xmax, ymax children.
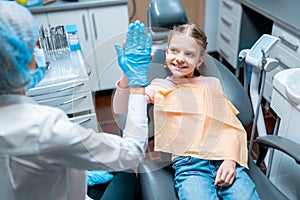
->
<box><xmin>114</xmin><ymin>20</ymin><xmax>152</xmax><ymax>86</ymax></box>
<box><xmin>86</xmin><ymin>170</ymin><xmax>114</xmax><ymax>186</ymax></box>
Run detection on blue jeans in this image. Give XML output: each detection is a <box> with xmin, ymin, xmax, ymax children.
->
<box><xmin>172</xmin><ymin>156</ymin><xmax>260</xmax><ymax>200</ymax></box>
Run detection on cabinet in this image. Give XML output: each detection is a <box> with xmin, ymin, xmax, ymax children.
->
<box><xmin>217</xmin><ymin>0</ymin><xmax>242</xmax><ymax>71</ymax></box>
<box><xmin>217</xmin><ymin>0</ymin><xmax>274</xmax><ymax>77</ymax></box>
<box><xmin>33</xmin><ymin>4</ymin><xmax>129</xmax><ymax>92</ymax></box>
<box><xmin>264</xmin><ymin>23</ymin><xmax>300</xmax><ymax>102</ymax></box>
<box><xmin>269</xmin><ymin>68</ymin><xmax>300</xmax><ymax>200</ymax></box>
<box><xmin>26</xmin><ymin>51</ymin><xmax>99</xmax><ymax>131</ymax></box>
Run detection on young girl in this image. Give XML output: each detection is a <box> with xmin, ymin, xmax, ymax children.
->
<box><xmin>113</xmin><ymin>23</ymin><xmax>260</xmax><ymax>200</ymax></box>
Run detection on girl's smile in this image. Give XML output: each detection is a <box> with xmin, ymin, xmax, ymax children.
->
<box><xmin>166</xmin><ymin>34</ymin><xmax>204</xmax><ymax>78</ymax></box>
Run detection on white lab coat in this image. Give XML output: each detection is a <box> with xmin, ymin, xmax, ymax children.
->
<box><xmin>0</xmin><ymin>94</ymin><xmax>147</xmax><ymax>200</ymax></box>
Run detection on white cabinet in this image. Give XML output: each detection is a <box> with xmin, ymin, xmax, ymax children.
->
<box><xmin>88</xmin><ymin>6</ymin><xmax>127</xmax><ymax>91</ymax></box>
<box><xmin>270</xmin><ymin>69</ymin><xmax>300</xmax><ymax>200</ymax></box>
<box><xmin>26</xmin><ymin>51</ymin><xmax>99</xmax><ymax>131</ymax></box>
<box><xmin>217</xmin><ymin>0</ymin><xmax>242</xmax><ymax>71</ymax></box>
<box><xmin>265</xmin><ymin>23</ymin><xmax>300</xmax><ymax>102</ymax></box>
<box><xmin>33</xmin><ymin>4</ymin><xmax>129</xmax><ymax>92</ymax></box>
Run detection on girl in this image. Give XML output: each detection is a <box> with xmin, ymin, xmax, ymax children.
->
<box><xmin>113</xmin><ymin>23</ymin><xmax>260</xmax><ymax>200</ymax></box>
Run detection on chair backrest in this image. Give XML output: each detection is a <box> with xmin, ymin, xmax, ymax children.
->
<box><xmin>199</xmin><ymin>55</ymin><xmax>254</xmax><ymax>126</ymax></box>
<box><xmin>147</xmin><ymin>0</ymin><xmax>188</xmax><ymax>83</ymax></box>
<box><xmin>147</xmin><ymin>0</ymin><xmax>188</xmax><ymax>42</ymax></box>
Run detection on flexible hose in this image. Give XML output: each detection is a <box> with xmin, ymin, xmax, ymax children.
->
<box><xmin>249</xmin><ymin>54</ymin><xmax>267</xmax><ymax>154</ymax></box>
<box><xmin>249</xmin><ymin>69</ymin><xmax>266</xmax><ymax>154</ymax></box>
<box><xmin>243</xmin><ymin>62</ymin><xmax>249</xmax><ymax>94</ymax></box>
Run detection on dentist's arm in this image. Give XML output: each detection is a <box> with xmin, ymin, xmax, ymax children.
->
<box><xmin>113</xmin><ymin>74</ymin><xmax>130</xmax><ymax>114</ymax></box>
<box><xmin>44</xmin><ymin>20</ymin><xmax>153</xmax><ymax>171</ymax></box>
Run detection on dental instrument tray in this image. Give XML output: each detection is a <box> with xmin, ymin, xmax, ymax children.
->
<box><xmin>245</xmin><ymin>34</ymin><xmax>279</xmax><ymax>67</ymax></box>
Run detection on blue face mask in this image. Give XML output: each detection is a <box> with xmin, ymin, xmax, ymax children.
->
<box><xmin>25</xmin><ymin>49</ymin><xmax>47</xmax><ymax>90</ymax></box>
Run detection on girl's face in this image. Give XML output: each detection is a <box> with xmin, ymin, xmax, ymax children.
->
<box><xmin>166</xmin><ymin>34</ymin><xmax>204</xmax><ymax>78</ymax></box>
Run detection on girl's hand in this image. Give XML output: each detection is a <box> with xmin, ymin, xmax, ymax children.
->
<box><xmin>214</xmin><ymin>160</ymin><xmax>236</xmax><ymax>187</ymax></box>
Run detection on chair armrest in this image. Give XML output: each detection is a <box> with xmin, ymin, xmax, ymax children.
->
<box><xmin>101</xmin><ymin>170</ymin><xmax>137</xmax><ymax>200</ymax></box>
<box><xmin>247</xmin><ymin>156</ymin><xmax>289</xmax><ymax>200</ymax></box>
<box><xmin>256</xmin><ymin>135</ymin><xmax>300</xmax><ymax>168</ymax></box>
<box><xmin>138</xmin><ymin>160</ymin><xmax>178</xmax><ymax>200</ymax></box>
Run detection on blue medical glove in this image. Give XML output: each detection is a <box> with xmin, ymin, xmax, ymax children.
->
<box><xmin>114</xmin><ymin>20</ymin><xmax>152</xmax><ymax>86</ymax></box>
<box><xmin>86</xmin><ymin>170</ymin><xmax>114</xmax><ymax>186</ymax></box>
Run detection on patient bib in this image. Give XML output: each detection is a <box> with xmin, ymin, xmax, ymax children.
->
<box><xmin>154</xmin><ymin>84</ymin><xmax>248</xmax><ymax>168</ymax></box>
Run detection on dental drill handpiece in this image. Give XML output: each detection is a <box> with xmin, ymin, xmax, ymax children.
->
<box><xmin>261</xmin><ymin>49</ymin><xmax>267</xmax><ymax>69</ymax></box>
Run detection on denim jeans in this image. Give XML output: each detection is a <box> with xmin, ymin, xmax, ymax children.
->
<box><xmin>172</xmin><ymin>156</ymin><xmax>260</xmax><ymax>200</ymax></box>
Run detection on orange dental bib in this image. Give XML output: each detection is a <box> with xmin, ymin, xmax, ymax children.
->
<box><xmin>154</xmin><ymin>84</ymin><xmax>248</xmax><ymax>168</ymax></box>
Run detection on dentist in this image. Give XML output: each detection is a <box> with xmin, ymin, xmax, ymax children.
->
<box><xmin>0</xmin><ymin>2</ymin><xmax>151</xmax><ymax>200</ymax></box>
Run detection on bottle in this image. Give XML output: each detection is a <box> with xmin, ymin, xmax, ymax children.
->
<box><xmin>65</xmin><ymin>24</ymin><xmax>80</xmax><ymax>51</ymax></box>
<box><xmin>65</xmin><ymin>24</ymin><xmax>92</xmax><ymax>76</ymax></box>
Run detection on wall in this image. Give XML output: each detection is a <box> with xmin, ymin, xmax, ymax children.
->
<box><xmin>128</xmin><ymin>0</ymin><xmax>206</xmax><ymax>29</ymax></box>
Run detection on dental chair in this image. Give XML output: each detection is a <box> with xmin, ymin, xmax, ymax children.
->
<box><xmin>138</xmin><ymin>54</ymin><xmax>300</xmax><ymax>200</ymax></box>
<box><xmin>134</xmin><ymin>1</ymin><xmax>300</xmax><ymax>200</ymax></box>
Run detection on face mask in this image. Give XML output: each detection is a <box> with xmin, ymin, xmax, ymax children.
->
<box><xmin>25</xmin><ymin>49</ymin><xmax>47</xmax><ymax>90</ymax></box>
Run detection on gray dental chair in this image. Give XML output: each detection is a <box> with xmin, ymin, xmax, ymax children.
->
<box><xmin>138</xmin><ymin>54</ymin><xmax>300</xmax><ymax>200</ymax></box>
<box><xmin>134</xmin><ymin>1</ymin><xmax>300</xmax><ymax>200</ymax></box>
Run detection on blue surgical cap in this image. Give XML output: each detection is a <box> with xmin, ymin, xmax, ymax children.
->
<box><xmin>0</xmin><ymin>1</ymin><xmax>39</xmax><ymax>94</ymax></box>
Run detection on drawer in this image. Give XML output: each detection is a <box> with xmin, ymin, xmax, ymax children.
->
<box><xmin>272</xmin><ymin>23</ymin><xmax>300</xmax><ymax>57</ymax></box>
<box><xmin>219</xmin><ymin>0</ymin><xmax>242</xmax><ymax>18</ymax></box>
<box><xmin>218</xmin><ymin>40</ymin><xmax>238</xmax><ymax>68</ymax></box>
<box><xmin>219</xmin><ymin>9</ymin><xmax>241</xmax><ymax>36</ymax></box>
<box><xmin>70</xmin><ymin>113</ymin><xmax>99</xmax><ymax>132</ymax></box>
<box><xmin>218</xmin><ymin>23</ymin><xmax>239</xmax><ymax>51</ymax></box>
<box><xmin>37</xmin><ymin>91</ymin><xmax>95</xmax><ymax>115</ymax></box>
<box><xmin>26</xmin><ymin>78</ymin><xmax>90</xmax><ymax>101</ymax></box>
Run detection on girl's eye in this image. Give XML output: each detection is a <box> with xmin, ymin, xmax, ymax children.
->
<box><xmin>169</xmin><ymin>49</ymin><xmax>177</xmax><ymax>54</ymax></box>
<box><xmin>185</xmin><ymin>52</ymin><xmax>194</xmax><ymax>58</ymax></box>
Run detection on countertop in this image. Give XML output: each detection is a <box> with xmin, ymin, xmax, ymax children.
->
<box><xmin>29</xmin><ymin>0</ymin><xmax>128</xmax><ymax>13</ymax></box>
<box><xmin>240</xmin><ymin>0</ymin><xmax>300</xmax><ymax>37</ymax></box>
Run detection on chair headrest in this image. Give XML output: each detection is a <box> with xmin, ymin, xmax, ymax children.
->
<box><xmin>147</xmin><ymin>0</ymin><xmax>188</xmax><ymax>41</ymax></box>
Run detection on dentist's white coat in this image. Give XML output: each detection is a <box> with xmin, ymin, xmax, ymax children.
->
<box><xmin>0</xmin><ymin>94</ymin><xmax>147</xmax><ymax>200</ymax></box>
